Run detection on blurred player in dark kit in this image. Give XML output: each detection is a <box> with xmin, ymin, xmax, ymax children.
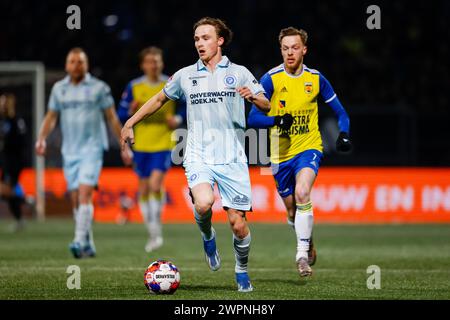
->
<box><xmin>0</xmin><ymin>93</ymin><xmax>27</xmax><ymax>232</ymax></box>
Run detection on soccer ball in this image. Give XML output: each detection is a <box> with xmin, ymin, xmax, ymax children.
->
<box><xmin>144</xmin><ymin>259</ymin><xmax>180</xmax><ymax>294</ymax></box>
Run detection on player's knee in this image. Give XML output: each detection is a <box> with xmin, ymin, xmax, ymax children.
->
<box><xmin>231</xmin><ymin>219</ymin><xmax>248</xmax><ymax>238</ymax></box>
<box><xmin>194</xmin><ymin>198</ymin><xmax>214</xmax><ymax>216</ymax></box>
<box><xmin>149</xmin><ymin>171</ymin><xmax>164</xmax><ymax>194</ymax></box>
<box><xmin>284</xmin><ymin>200</ymin><xmax>296</xmax><ymax>218</ymax></box>
<box><xmin>78</xmin><ymin>187</ymin><xmax>94</xmax><ymax>204</ymax></box>
<box><xmin>149</xmin><ymin>181</ymin><xmax>162</xmax><ymax>194</ymax></box>
<box><xmin>139</xmin><ymin>187</ymin><xmax>150</xmax><ymax>199</ymax></box>
<box><xmin>78</xmin><ymin>194</ymin><xmax>92</xmax><ymax>205</ymax></box>
<box><xmin>295</xmin><ymin>185</ymin><xmax>311</xmax><ymax>204</ymax></box>
<box><xmin>138</xmin><ymin>180</ymin><xmax>150</xmax><ymax>196</ymax></box>
<box><xmin>287</xmin><ymin>208</ymin><xmax>296</xmax><ymax>221</ymax></box>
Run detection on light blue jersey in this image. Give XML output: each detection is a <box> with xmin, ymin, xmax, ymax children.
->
<box><xmin>163</xmin><ymin>56</ymin><xmax>264</xmax><ymax>165</ymax></box>
<box><xmin>48</xmin><ymin>73</ymin><xmax>114</xmax><ymax>157</ymax></box>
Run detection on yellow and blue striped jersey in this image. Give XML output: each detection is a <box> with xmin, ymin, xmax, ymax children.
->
<box><xmin>248</xmin><ymin>64</ymin><xmax>349</xmax><ymax>164</ymax></box>
<box><xmin>118</xmin><ymin>75</ymin><xmax>176</xmax><ymax>152</ymax></box>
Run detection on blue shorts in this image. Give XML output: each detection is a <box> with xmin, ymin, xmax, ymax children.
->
<box><xmin>272</xmin><ymin>149</ymin><xmax>323</xmax><ymax>198</ymax></box>
<box><xmin>133</xmin><ymin>151</ymin><xmax>172</xmax><ymax>178</ymax></box>
<box><xmin>63</xmin><ymin>152</ymin><xmax>103</xmax><ymax>191</ymax></box>
<box><xmin>183</xmin><ymin>162</ymin><xmax>252</xmax><ymax>211</ymax></box>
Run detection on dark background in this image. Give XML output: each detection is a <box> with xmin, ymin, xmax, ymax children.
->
<box><xmin>1</xmin><ymin>0</ymin><xmax>449</xmax><ymax>167</ymax></box>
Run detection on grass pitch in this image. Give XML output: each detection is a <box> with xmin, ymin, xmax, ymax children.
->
<box><xmin>0</xmin><ymin>219</ymin><xmax>449</xmax><ymax>300</ymax></box>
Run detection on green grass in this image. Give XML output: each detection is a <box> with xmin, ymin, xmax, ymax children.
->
<box><xmin>0</xmin><ymin>219</ymin><xmax>449</xmax><ymax>299</ymax></box>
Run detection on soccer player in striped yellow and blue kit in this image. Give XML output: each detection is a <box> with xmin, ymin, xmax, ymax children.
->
<box><xmin>118</xmin><ymin>47</ymin><xmax>184</xmax><ymax>252</ymax></box>
<box><xmin>248</xmin><ymin>27</ymin><xmax>352</xmax><ymax>277</ymax></box>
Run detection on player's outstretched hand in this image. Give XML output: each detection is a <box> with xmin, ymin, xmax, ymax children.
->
<box><xmin>237</xmin><ymin>87</ymin><xmax>255</xmax><ymax>102</ymax></box>
<box><xmin>336</xmin><ymin>132</ymin><xmax>353</xmax><ymax>153</ymax></box>
<box><xmin>35</xmin><ymin>139</ymin><xmax>46</xmax><ymax>156</ymax></box>
<box><xmin>274</xmin><ymin>113</ymin><xmax>294</xmax><ymax>131</ymax></box>
<box><xmin>121</xmin><ymin>123</ymin><xmax>134</xmax><ymax>150</ymax></box>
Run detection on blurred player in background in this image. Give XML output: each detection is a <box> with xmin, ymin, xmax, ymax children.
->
<box><xmin>248</xmin><ymin>27</ymin><xmax>352</xmax><ymax>277</ymax></box>
<box><xmin>121</xmin><ymin>17</ymin><xmax>270</xmax><ymax>292</ymax></box>
<box><xmin>35</xmin><ymin>48</ymin><xmax>133</xmax><ymax>258</ymax></box>
<box><xmin>118</xmin><ymin>46</ymin><xmax>184</xmax><ymax>252</ymax></box>
<box><xmin>0</xmin><ymin>93</ymin><xmax>27</xmax><ymax>232</ymax></box>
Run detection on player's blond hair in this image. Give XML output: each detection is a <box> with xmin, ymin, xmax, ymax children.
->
<box><xmin>278</xmin><ymin>27</ymin><xmax>308</xmax><ymax>46</ymax></box>
<box><xmin>193</xmin><ymin>17</ymin><xmax>233</xmax><ymax>47</ymax></box>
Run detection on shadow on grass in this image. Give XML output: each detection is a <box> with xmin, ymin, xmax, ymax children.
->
<box><xmin>254</xmin><ymin>278</ymin><xmax>309</xmax><ymax>286</ymax></box>
<box><xmin>180</xmin><ymin>284</ymin><xmax>236</xmax><ymax>292</ymax></box>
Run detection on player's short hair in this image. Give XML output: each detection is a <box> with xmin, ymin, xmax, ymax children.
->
<box><xmin>66</xmin><ymin>47</ymin><xmax>89</xmax><ymax>63</ymax></box>
<box><xmin>279</xmin><ymin>27</ymin><xmax>308</xmax><ymax>46</ymax></box>
<box><xmin>139</xmin><ymin>46</ymin><xmax>163</xmax><ymax>64</ymax></box>
<box><xmin>193</xmin><ymin>17</ymin><xmax>233</xmax><ymax>47</ymax></box>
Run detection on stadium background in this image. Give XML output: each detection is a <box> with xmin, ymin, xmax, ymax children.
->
<box><xmin>1</xmin><ymin>0</ymin><xmax>449</xmax><ymax>222</ymax></box>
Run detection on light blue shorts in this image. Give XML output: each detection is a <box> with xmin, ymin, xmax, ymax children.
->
<box><xmin>183</xmin><ymin>162</ymin><xmax>252</xmax><ymax>211</ymax></box>
<box><xmin>63</xmin><ymin>153</ymin><xmax>103</xmax><ymax>191</ymax></box>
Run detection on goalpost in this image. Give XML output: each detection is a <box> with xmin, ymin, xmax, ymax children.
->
<box><xmin>0</xmin><ymin>62</ymin><xmax>46</xmax><ymax>221</ymax></box>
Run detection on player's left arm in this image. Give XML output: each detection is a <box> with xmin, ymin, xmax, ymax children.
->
<box><xmin>319</xmin><ymin>73</ymin><xmax>352</xmax><ymax>152</ymax></box>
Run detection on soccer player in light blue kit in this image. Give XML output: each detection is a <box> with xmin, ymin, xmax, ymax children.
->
<box><xmin>121</xmin><ymin>17</ymin><xmax>270</xmax><ymax>292</ymax></box>
<box><xmin>36</xmin><ymin>48</ymin><xmax>133</xmax><ymax>258</ymax></box>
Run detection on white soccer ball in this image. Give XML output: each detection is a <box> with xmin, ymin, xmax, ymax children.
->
<box><xmin>144</xmin><ymin>260</ymin><xmax>180</xmax><ymax>294</ymax></box>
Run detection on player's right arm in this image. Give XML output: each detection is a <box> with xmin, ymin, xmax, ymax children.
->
<box><xmin>121</xmin><ymin>70</ymin><xmax>183</xmax><ymax>149</ymax></box>
<box><xmin>36</xmin><ymin>86</ymin><xmax>60</xmax><ymax>156</ymax></box>
<box><xmin>121</xmin><ymin>90</ymin><xmax>169</xmax><ymax>149</ymax></box>
<box><xmin>35</xmin><ymin>110</ymin><xmax>58</xmax><ymax>156</ymax></box>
